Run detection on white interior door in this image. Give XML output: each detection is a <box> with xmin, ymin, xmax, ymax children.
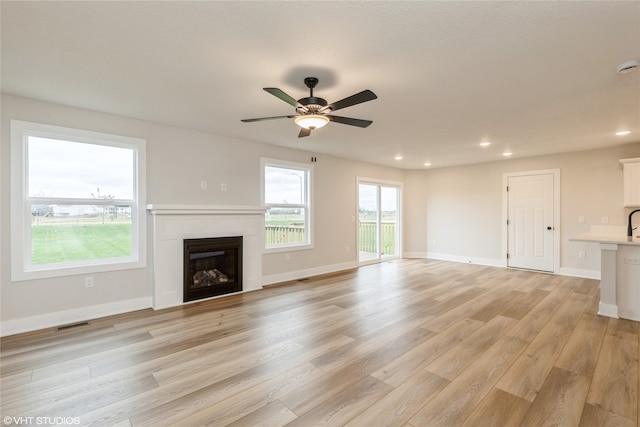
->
<box><xmin>507</xmin><ymin>173</ymin><xmax>555</xmax><ymax>272</ymax></box>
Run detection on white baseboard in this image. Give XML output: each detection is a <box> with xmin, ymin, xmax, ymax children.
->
<box><xmin>262</xmin><ymin>261</ymin><xmax>359</xmax><ymax>287</ymax></box>
<box><xmin>0</xmin><ymin>297</ymin><xmax>152</xmax><ymax>337</ymax></box>
<box><xmin>403</xmin><ymin>251</ymin><xmax>429</xmax><ymax>259</ymax></box>
<box><xmin>422</xmin><ymin>252</ymin><xmax>505</xmax><ymax>268</ymax></box>
<box><xmin>619</xmin><ymin>312</ymin><xmax>640</xmax><ymax>322</ymax></box>
<box><xmin>598</xmin><ymin>302</ymin><xmax>619</xmax><ymax>319</ymax></box>
<box><xmin>407</xmin><ymin>252</ymin><xmax>603</xmax><ymax>280</ymax></box>
<box><xmin>558</xmin><ymin>267</ymin><xmax>601</xmax><ymax>280</ymax></box>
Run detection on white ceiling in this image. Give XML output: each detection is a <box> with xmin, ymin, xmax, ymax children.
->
<box><xmin>2</xmin><ymin>1</ymin><xmax>639</xmax><ymax>169</ymax></box>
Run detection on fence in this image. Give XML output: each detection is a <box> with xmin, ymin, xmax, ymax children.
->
<box><xmin>265</xmin><ymin>221</ymin><xmax>396</xmax><ymax>255</ymax></box>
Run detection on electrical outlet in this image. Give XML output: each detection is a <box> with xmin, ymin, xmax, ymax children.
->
<box><xmin>220</xmin><ymin>183</ymin><xmax>227</xmax><ymax>192</ymax></box>
<box><xmin>85</xmin><ymin>277</ymin><xmax>94</xmax><ymax>288</ymax></box>
<box><xmin>578</xmin><ymin>216</ymin><xmax>585</xmax><ymax>224</ymax></box>
<box><xmin>345</xmin><ymin>246</ymin><xmax>349</xmax><ymax>253</ymax></box>
<box><xmin>578</xmin><ymin>251</ymin><xmax>586</xmax><ymax>259</ymax></box>
<box><xmin>200</xmin><ymin>180</ymin><xmax>207</xmax><ymax>190</ymax></box>
<box><xmin>285</xmin><ymin>253</ymin><xmax>290</xmax><ymax>261</ymax></box>
<box><xmin>601</xmin><ymin>216</ymin><xmax>609</xmax><ymax>224</ymax></box>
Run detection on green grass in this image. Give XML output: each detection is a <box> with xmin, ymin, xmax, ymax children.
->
<box><xmin>265</xmin><ymin>213</ymin><xmax>305</xmax><ymax>227</ymax></box>
<box><xmin>31</xmin><ymin>223</ymin><xmax>132</xmax><ymax>264</ymax></box>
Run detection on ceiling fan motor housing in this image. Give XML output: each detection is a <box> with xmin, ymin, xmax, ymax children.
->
<box><xmin>298</xmin><ymin>77</ymin><xmax>329</xmax><ymax>113</ymax></box>
<box><xmin>297</xmin><ymin>96</ymin><xmax>329</xmax><ymax>114</ymax></box>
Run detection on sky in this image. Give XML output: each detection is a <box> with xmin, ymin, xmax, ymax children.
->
<box><xmin>359</xmin><ymin>183</ymin><xmax>398</xmax><ymax>212</ymax></box>
<box><xmin>265</xmin><ymin>166</ymin><xmax>305</xmax><ymax>204</ymax></box>
<box><xmin>28</xmin><ymin>136</ymin><xmax>134</xmax><ymax>200</ymax></box>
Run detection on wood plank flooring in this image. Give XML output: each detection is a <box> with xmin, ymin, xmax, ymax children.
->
<box><xmin>1</xmin><ymin>259</ymin><xmax>639</xmax><ymax>426</ymax></box>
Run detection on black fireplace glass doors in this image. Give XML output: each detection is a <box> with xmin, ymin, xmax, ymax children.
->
<box><xmin>183</xmin><ymin>236</ymin><xmax>242</xmax><ymax>302</ymax></box>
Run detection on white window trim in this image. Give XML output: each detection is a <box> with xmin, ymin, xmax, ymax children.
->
<box><xmin>261</xmin><ymin>158</ymin><xmax>313</xmax><ymax>253</ymax></box>
<box><xmin>10</xmin><ymin>120</ymin><xmax>147</xmax><ymax>281</ymax></box>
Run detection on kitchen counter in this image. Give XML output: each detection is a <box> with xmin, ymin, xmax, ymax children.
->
<box><xmin>570</xmin><ymin>229</ymin><xmax>640</xmax><ymax>322</ymax></box>
<box><xmin>571</xmin><ymin>232</ymin><xmax>640</xmax><ymax>246</ymax></box>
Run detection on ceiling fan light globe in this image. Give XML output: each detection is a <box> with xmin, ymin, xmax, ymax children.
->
<box><xmin>295</xmin><ymin>114</ymin><xmax>329</xmax><ymax>130</ymax></box>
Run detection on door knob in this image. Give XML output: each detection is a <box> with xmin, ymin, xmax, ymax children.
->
<box><xmin>546</xmin><ymin>226</ymin><xmax>553</xmax><ymax>230</ymax></box>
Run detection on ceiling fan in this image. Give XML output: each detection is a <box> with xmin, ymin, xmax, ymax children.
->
<box><xmin>241</xmin><ymin>77</ymin><xmax>377</xmax><ymax>138</ymax></box>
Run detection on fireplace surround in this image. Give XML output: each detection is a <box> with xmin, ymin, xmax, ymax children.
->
<box><xmin>147</xmin><ymin>205</ymin><xmax>265</xmax><ymax>309</ymax></box>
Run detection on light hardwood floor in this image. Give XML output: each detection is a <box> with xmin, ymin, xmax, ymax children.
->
<box><xmin>1</xmin><ymin>259</ymin><xmax>638</xmax><ymax>426</ymax></box>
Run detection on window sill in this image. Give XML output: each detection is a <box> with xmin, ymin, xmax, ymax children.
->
<box><xmin>12</xmin><ymin>258</ymin><xmax>146</xmax><ymax>282</ymax></box>
<box><xmin>264</xmin><ymin>243</ymin><xmax>313</xmax><ymax>254</ymax></box>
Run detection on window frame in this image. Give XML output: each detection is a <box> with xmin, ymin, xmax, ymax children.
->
<box><xmin>10</xmin><ymin>120</ymin><xmax>147</xmax><ymax>281</ymax></box>
<box><xmin>261</xmin><ymin>158</ymin><xmax>313</xmax><ymax>253</ymax></box>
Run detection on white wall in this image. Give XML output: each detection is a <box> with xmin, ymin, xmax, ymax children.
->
<box><xmin>404</xmin><ymin>143</ymin><xmax>640</xmax><ymax>276</ymax></box>
<box><xmin>0</xmin><ymin>94</ymin><xmax>402</xmax><ymax>334</ymax></box>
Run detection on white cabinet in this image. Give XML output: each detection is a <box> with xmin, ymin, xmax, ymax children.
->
<box><xmin>620</xmin><ymin>158</ymin><xmax>640</xmax><ymax>207</ymax></box>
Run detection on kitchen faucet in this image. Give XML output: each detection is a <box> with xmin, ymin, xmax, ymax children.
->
<box><xmin>628</xmin><ymin>209</ymin><xmax>640</xmax><ymax>237</ymax></box>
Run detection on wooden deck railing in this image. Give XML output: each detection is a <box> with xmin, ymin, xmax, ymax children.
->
<box><xmin>265</xmin><ymin>225</ymin><xmax>305</xmax><ymax>245</ymax></box>
<box><xmin>265</xmin><ymin>221</ymin><xmax>396</xmax><ymax>254</ymax></box>
<box><xmin>358</xmin><ymin>221</ymin><xmax>396</xmax><ymax>254</ymax></box>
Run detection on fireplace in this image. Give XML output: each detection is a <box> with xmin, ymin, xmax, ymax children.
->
<box><xmin>183</xmin><ymin>236</ymin><xmax>242</xmax><ymax>302</ymax></box>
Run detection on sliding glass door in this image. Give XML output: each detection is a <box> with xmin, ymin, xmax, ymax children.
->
<box><xmin>358</xmin><ymin>180</ymin><xmax>400</xmax><ymax>263</ymax></box>
<box><xmin>358</xmin><ymin>184</ymin><xmax>379</xmax><ymax>262</ymax></box>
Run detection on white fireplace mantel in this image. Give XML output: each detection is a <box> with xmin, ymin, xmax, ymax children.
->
<box><xmin>147</xmin><ymin>204</ymin><xmax>267</xmax><ymax>216</ymax></box>
<box><xmin>147</xmin><ymin>204</ymin><xmax>266</xmax><ymax>309</ymax></box>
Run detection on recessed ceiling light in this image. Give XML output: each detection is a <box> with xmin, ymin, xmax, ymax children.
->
<box><xmin>617</xmin><ymin>59</ymin><xmax>639</xmax><ymax>74</ymax></box>
<box><xmin>616</xmin><ymin>130</ymin><xmax>631</xmax><ymax>136</ymax></box>
<box><xmin>424</xmin><ymin>162</ymin><xmax>431</xmax><ymax>167</ymax></box>
<box><xmin>479</xmin><ymin>141</ymin><xmax>491</xmax><ymax>147</ymax></box>
<box><xmin>503</xmin><ymin>152</ymin><xmax>512</xmax><ymax>157</ymax></box>
<box><xmin>394</xmin><ymin>155</ymin><xmax>403</xmax><ymax>160</ymax></box>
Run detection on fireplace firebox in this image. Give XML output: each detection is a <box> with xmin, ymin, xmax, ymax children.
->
<box><xmin>183</xmin><ymin>236</ymin><xmax>242</xmax><ymax>302</ymax></box>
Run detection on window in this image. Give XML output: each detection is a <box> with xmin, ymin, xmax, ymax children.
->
<box><xmin>11</xmin><ymin>120</ymin><xmax>146</xmax><ymax>280</ymax></box>
<box><xmin>262</xmin><ymin>159</ymin><xmax>312</xmax><ymax>251</ymax></box>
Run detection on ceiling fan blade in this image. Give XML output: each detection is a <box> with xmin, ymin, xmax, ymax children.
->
<box><xmin>324</xmin><ymin>90</ymin><xmax>377</xmax><ymax>112</ymax></box>
<box><xmin>263</xmin><ymin>88</ymin><xmax>305</xmax><ymax>109</ymax></box>
<box><xmin>241</xmin><ymin>115</ymin><xmax>295</xmax><ymax>123</ymax></box>
<box><xmin>298</xmin><ymin>127</ymin><xmax>312</xmax><ymax>138</ymax></box>
<box><xmin>327</xmin><ymin>115</ymin><xmax>373</xmax><ymax>128</ymax></box>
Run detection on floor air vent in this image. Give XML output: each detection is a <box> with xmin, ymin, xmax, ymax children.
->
<box><xmin>57</xmin><ymin>321</ymin><xmax>89</xmax><ymax>331</ymax></box>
